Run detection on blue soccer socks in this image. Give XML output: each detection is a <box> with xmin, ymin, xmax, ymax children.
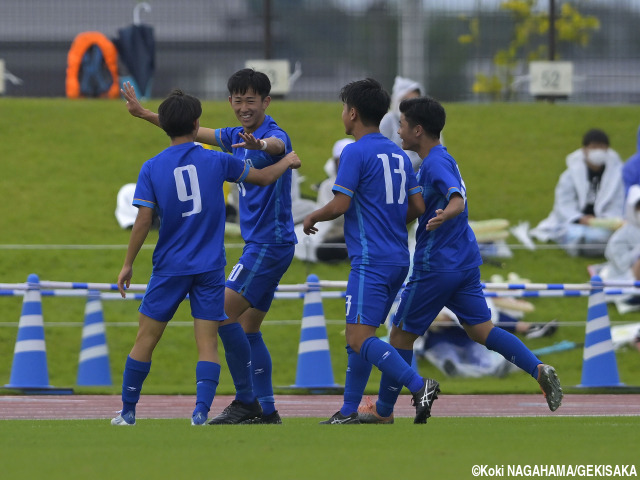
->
<box><xmin>121</xmin><ymin>355</ymin><xmax>151</xmax><ymax>415</ymax></box>
<box><xmin>219</xmin><ymin>323</ymin><xmax>254</xmax><ymax>404</ymax></box>
<box><xmin>360</xmin><ymin>337</ymin><xmax>424</xmax><ymax>393</ymax></box>
<box><xmin>485</xmin><ymin>326</ymin><xmax>542</xmax><ymax>379</ymax></box>
<box><xmin>194</xmin><ymin>361</ymin><xmax>221</xmax><ymax>416</ymax></box>
<box><xmin>340</xmin><ymin>345</ymin><xmax>373</xmax><ymax>416</ymax></box>
<box><xmin>247</xmin><ymin>331</ymin><xmax>276</xmax><ymax>415</ymax></box>
<box><xmin>376</xmin><ymin>347</ymin><xmax>414</xmax><ymax>417</ymax></box>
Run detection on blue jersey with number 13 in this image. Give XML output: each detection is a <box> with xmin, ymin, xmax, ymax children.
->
<box><xmin>332</xmin><ymin>132</ymin><xmax>422</xmax><ymax>266</ymax></box>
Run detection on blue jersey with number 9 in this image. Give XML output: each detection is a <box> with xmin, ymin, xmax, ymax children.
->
<box><xmin>133</xmin><ymin>142</ymin><xmax>249</xmax><ymax>275</ymax></box>
<box><xmin>332</xmin><ymin>133</ymin><xmax>422</xmax><ymax>266</ymax></box>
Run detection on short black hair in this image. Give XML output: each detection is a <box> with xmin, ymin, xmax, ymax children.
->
<box><xmin>158</xmin><ymin>89</ymin><xmax>202</xmax><ymax>138</ymax></box>
<box><xmin>582</xmin><ymin>128</ymin><xmax>610</xmax><ymax>147</ymax></box>
<box><xmin>399</xmin><ymin>96</ymin><xmax>445</xmax><ymax>140</ymax></box>
<box><xmin>227</xmin><ymin>68</ymin><xmax>271</xmax><ymax>99</ymax></box>
<box><xmin>339</xmin><ymin>78</ymin><xmax>390</xmax><ymax>127</ymax></box>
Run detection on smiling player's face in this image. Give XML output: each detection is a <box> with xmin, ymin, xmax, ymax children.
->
<box><xmin>229</xmin><ymin>88</ymin><xmax>270</xmax><ymax>133</ymax></box>
<box><xmin>398</xmin><ymin>114</ymin><xmax>417</xmax><ymax>152</ymax></box>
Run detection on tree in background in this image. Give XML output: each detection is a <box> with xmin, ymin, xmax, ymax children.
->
<box><xmin>459</xmin><ymin>0</ymin><xmax>600</xmax><ymax>100</ymax></box>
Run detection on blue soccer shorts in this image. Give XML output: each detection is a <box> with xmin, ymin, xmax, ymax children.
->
<box><xmin>225</xmin><ymin>243</ymin><xmax>295</xmax><ymax>312</ymax></box>
<box><xmin>345</xmin><ymin>263</ymin><xmax>409</xmax><ymax>327</ymax></box>
<box><xmin>393</xmin><ymin>267</ymin><xmax>491</xmax><ymax>336</ymax></box>
<box><xmin>139</xmin><ymin>269</ymin><xmax>227</xmax><ymax>322</ymax></box>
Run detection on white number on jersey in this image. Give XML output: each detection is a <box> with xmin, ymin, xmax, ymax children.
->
<box><xmin>345</xmin><ymin>294</ymin><xmax>352</xmax><ymax>316</ymax></box>
<box><xmin>378</xmin><ymin>153</ymin><xmax>407</xmax><ymax>204</ymax></box>
<box><xmin>237</xmin><ymin>158</ymin><xmax>254</xmax><ymax>198</ymax></box>
<box><xmin>228</xmin><ymin>263</ymin><xmax>244</xmax><ymax>282</ymax></box>
<box><xmin>174</xmin><ymin>165</ymin><xmax>202</xmax><ymax>217</ymax></box>
<box><xmin>454</xmin><ymin>164</ymin><xmax>468</xmax><ymax>202</ymax></box>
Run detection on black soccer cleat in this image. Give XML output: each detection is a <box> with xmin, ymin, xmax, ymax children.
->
<box><xmin>319</xmin><ymin>411</ymin><xmax>361</xmax><ymax>425</ymax></box>
<box><xmin>241</xmin><ymin>410</ymin><xmax>283</xmax><ymax>425</ymax></box>
<box><xmin>411</xmin><ymin>378</ymin><xmax>440</xmax><ymax>424</ymax></box>
<box><xmin>208</xmin><ymin>399</ymin><xmax>262</xmax><ymax>425</ymax></box>
<box><xmin>537</xmin><ymin>364</ymin><xmax>563</xmax><ymax>412</ymax></box>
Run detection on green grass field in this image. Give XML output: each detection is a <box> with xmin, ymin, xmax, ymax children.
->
<box><xmin>1</xmin><ymin>98</ymin><xmax>640</xmax><ymax>397</ymax></box>
<box><xmin>1</xmin><ymin>417</ymin><xmax>638</xmax><ymax>480</ymax></box>
<box><xmin>2</xmin><ymin>98</ymin><xmax>640</xmax><ymax>480</ymax></box>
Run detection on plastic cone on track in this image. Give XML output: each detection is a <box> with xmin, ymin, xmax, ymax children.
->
<box><xmin>76</xmin><ymin>291</ymin><xmax>112</xmax><ymax>386</ymax></box>
<box><xmin>578</xmin><ymin>276</ymin><xmax>624</xmax><ymax>388</ymax></box>
<box><xmin>290</xmin><ymin>274</ymin><xmax>342</xmax><ymax>392</ymax></box>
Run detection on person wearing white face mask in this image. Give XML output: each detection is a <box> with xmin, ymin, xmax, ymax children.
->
<box><xmin>530</xmin><ymin>129</ymin><xmax>625</xmax><ymax>257</ymax></box>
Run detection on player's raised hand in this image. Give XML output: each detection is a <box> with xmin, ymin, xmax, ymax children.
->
<box><xmin>426</xmin><ymin>209</ymin><xmax>445</xmax><ymax>231</ymax></box>
<box><xmin>284</xmin><ymin>151</ymin><xmax>301</xmax><ymax>169</ymax></box>
<box><xmin>117</xmin><ymin>265</ymin><xmax>133</xmax><ymax>298</ymax></box>
<box><xmin>232</xmin><ymin>132</ymin><xmax>263</xmax><ymax>150</ymax></box>
<box><xmin>121</xmin><ymin>81</ymin><xmax>145</xmax><ymax>118</ymax></box>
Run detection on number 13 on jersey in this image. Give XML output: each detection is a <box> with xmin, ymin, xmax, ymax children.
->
<box><xmin>377</xmin><ymin>153</ymin><xmax>407</xmax><ymax>204</ymax></box>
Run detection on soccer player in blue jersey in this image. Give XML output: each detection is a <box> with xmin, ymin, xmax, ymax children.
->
<box><xmin>303</xmin><ymin>78</ymin><xmax>440</xmax><ymax>425</ymax></box>
<box><xmin>121</xmin><ymin>69</ymin><xmax>294</xmax><ymax>424</ymax></box>
<box><xmin>357</xmin><ymin>96</ymin><xmax>563</xmax><ymax>424</ymax></box>
<box><xmin>111</xmin><ymin>89</ymin><xmax>301</xmax><ymax>426</ymax></box>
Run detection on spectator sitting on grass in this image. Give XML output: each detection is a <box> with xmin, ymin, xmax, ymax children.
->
<box><xmin>530</xmin><ymin>128</ymin><xmax>625</xmax><ymax>257</ymax></box>
<box><xmin>623</xmin><ymin>124</ymin><xmax>640</xmax><ymax>195</ymax></box>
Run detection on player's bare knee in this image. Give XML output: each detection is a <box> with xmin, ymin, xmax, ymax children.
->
<box><xmin>345</xmin><ymin>331</ymin><xmax>363</xmax><ymax>353</ymax></box>
<box><xmin>389</xmin><ymin>325</ymin><xmax>417</xmax><ymax>350</ymax></box>
<box><xmin>464</xmin><ymin>322</ymin><xmax>493</xmax><ymax>345</ymax></box>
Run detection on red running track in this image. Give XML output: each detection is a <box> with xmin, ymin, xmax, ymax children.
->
<box><xmin>1</xmin><ymin>394</ymin><xmax>639</xmax><ymax>420</ymax></box>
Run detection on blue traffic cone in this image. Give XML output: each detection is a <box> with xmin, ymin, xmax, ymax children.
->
<box><xmin>578</xmin><ymin>276</ymin><xmax>624</xmax><ymax>388</ymax></box>
<box><xmin>76</xmin><ymin>291</ymin><xmax>112</xmax><ymax>386</ymax></box>
<box><xmin>290</xmin><ymin>274</ymin><xmax>342</xmax><ymax>392</ymax></box>
<box><xmin>5</xmin><ymin>274</ymin><xmax>51</xmax><ymax>389</ymax></box>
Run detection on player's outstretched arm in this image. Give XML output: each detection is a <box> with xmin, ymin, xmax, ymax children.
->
<box><xmin>194</xmin><ymin>127</ymin><xmax>219</xmax><ymax>147</ymax></box>
<box><xmin>117</xmin><ymin>206</ymin><xmax>154</xmax><ymax>298</ymax></box>
<box><xmin>244</xmin><ymin>151</ymin><xmax>301</xmax><ymax>186</ymax></box>
<box><xmin>426</xmin><ymin>193</ymin><xmax>465</xmax><ymax>231</ymax></box>
<box><xmin>303</xmin><ymin>192</ymin><xmax>351</xmax><ymax>235</ymax></box>
<box><xmin>232</xmin><ymin>132</ymin><xmax>285</xmax><ymax>155</ymax></box>
<box><xmin>120</xmin><ymin>81</ymin><xmax>220</xmax><ymax>147</ymax></box>
<box><xmin>407</xmin><ymin>191</ymin><xmax>426</xmax><ymax>224</ymax></box>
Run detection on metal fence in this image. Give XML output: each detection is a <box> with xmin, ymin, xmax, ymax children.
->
<box><xmin>1</xmin><ymin>0</ymin><xmax>639</xmax><ymax>103</ymax></box>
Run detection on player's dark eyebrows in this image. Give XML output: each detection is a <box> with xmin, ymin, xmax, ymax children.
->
<box><xmin>231</xmin><ymin>92</ymin><xmax>258</xmax><ymax>100</ymax></box>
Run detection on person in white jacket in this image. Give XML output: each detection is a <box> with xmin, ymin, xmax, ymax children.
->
<box><xmin>602</xmin><ymin>187</ymin><xmax>640</xmax><ymax>280</ymax></box>
<box><xmin>293</xmin><ymin>138</ymin><xmax>354</xmax><ymax>262</ymax></box>
<box><xmin>590</xmin><ymin>186</ymin><xmax>640</xmax><ymax>313</ymax></box>
<box><xmin>530</xmin><ymin>129</ymin><xmax>625</xmax><ymax>257</ymax></box>
<box><xmin>379</xmin><ymin>76</ymin><xmax>425</xmax><ymax>172</ymax></box>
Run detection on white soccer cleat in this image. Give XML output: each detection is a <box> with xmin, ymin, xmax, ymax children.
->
<box><xmin>111</xmin><ymin>410</ymin><xmax>136</xmax><ymax>425</ymax></box>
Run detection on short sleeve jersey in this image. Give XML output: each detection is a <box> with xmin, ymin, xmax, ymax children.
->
<box><xmin>133</xmin><ymin>142</ymin><xmax>249</xmax><ymax>276</ymax></box>
<box><xmin>214</xmin><ymin>115</ymin><xmax>295</xmax><ymax>245</ymax></box>
<box><xmin>332</xmin><ymin>132</ymin><xmax>422</xmax><ymax>266</ymax></box>
<box><xmin>413</xmin><ymin>144</ymin><xmax>482</xmax><ymax>272</ymax></box>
